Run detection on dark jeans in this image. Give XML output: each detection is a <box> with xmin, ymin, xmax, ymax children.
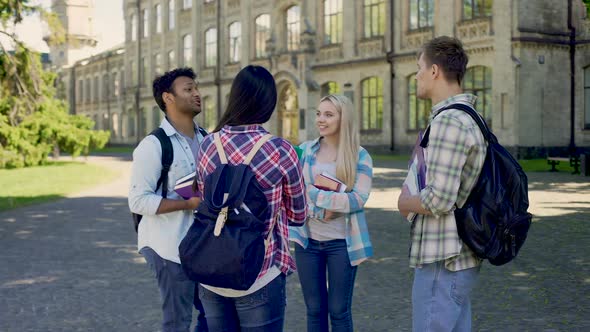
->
<box><xmin>140</xmin><ymin>247</ymin><xmax>208</xmax><ymax>332</ymax></box>
<box><xmin>294</xmin><ymin>239</ymin><xmax>358</xmax><ymax>332</ymax></box>
<box><xmin>198</xmin><ymin>274</ymin><xmax>286</xmax><ymax>332</ymax></box>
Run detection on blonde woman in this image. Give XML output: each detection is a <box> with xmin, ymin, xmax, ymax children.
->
<box><xmin>290</xmin><ymin>94</ymin><xmax>373</xmax><ymax>332</ymax></box>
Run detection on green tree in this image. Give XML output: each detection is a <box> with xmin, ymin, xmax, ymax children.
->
<box><xmin>0</xmin><ymin>0</ymin><xmax>108</xmax><ymax>168</ymax></box>
<box><xmin>584</xmin><ymin>0</ymin><xmax>590</xmax><ymax>17</ymax></box>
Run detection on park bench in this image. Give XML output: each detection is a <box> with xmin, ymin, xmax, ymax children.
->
<box><xmin>547</xmin><ymin>156</ymin><xmax>580</xmax><ymax>174</ymax></box>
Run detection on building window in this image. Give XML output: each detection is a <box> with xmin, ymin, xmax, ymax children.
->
<box><xmin>183</xmin><ymin>34</ymin><xmax>193</xmax><ymax>66</ymax></box>
<box><xmin>140</xmin><ymin>57</ymin><xmax>148</xmax><ymax>86</ymax></box>
<box><xmin>585</xmin><ymin>66</ymin><xmax>590</xmax><ymax>129</ymax></box>
<box><xmin>205</xmin><ymin>28</ymin><xmax>217</xmax><ymax>67</ymax></box>
<box><xmin>255</xmin><ymin>14</ymin><xmax>270</xmax><ymax>58</ymax></box>
<box><xmin>286</xmin><ymin>6</ymin><xmax>300</xmax><ymax>51</ymax></box>
<box><xmin>130</xmin><ymin>60</ymin><xmax>136</xmax><ymax>86</ymax></box>
<box><xmin>321</xmin><ymin>81</ymin><xmax>340</xmax><ymax>96</ymax></box>
<box><xmin>77</xmin><ymin>80</ymin><xmax>83</xmax><ymax>103</ymax></box>
<box><xmin>463</xmin><ymin>66</ymin><xmax>492</xmax><ymax>124</ymax></box>
<box><xmin>363</xmin><ymin>0</ymin><xmax>385</xmax><ymax>38</ymax></box>
<box><xmin>154</xmin><ymin>53</ymin><xmax>162</xmax><ymax>74</ymax></box>
<box><xmin>183</xmin><ymin>0</ymin><xmax>192</xmax><ymax>9</ymax></box>
<box><xmin>113</xmin><ymin>72</ymin><xmax>119</xmax><ymax>98</ymax></box>
<box><xmin>204</xmin><ymin>0</ymin><xmax>215</xmax><ymax>3</ymax></box>
<box><xmin>408</xmin><ymin>73</ymin><xmax>432</xmax><ymax>130</ymax></box>
<box><xmin>120</xmin><ymin>68</ymin><xmax>125</xmax><ymax>92</ymax></box>
<box><xmin>168</xmin><ymin>0</ymin><xmax>175</xmax><ymax>30</ymax></box>
<box><xmin>142</xmin><ymin>8</ymin><xmax>149</xmax><ymax>38</ymax></box>
<box><xmin>85</xmin><ymin>78</ymin><xmax>90</xmax><ymax>102</ymax></box>
<box><xmin>128</xmin><ymin>112</ymin><xmax>136</xmax><ymax>138</ymax></box>
<box><xmin>130</xmin><ymin>14</ymin><xmax>137</xmax><ymax>41</ymax></box>
<box><xmin>409</xmin><ymin>0</ymin><xmax>433</xmax><ymax>30</ymax></box>
<box><xmin>463</xmin><ymin>0</ymin><xmax>492</xmax><ymax>20</ymax></box>
<box><xmin>112</xmin><ymin>113</ymin><xmax>119</xmax><ymax>138</ymax></box>
<box><xmin>202</xmin><ymin>96</ymin><xmax>217</xmax><ymax>132</ymax></box>
<box><xmin>323</xmin><ymin>0</ymin><xmax>342</xmax><ymax>45</ymax></box>
<box><xmin>228</xmin><ymin>21</ymin><xmax>241</xmax><ymax>63</ymax></box>
<box><xmin>102</xmin><ymin>74</ymin><xmax>108</xmax><ymax>100</ymax></box>
<box><xmin>361</xmin><ymin>77</ymin><xmax>383</xmax><ymax>130</ymax></box>
<box><xmin>168</xmin><ymin>50</ymin><xmax>175</xmax><ymax>69</ymax></box>
<box><xmin>94</xmin><ymin>76</ymin><xmax>99</xmax><ymax>102</ymax></box>
<box><xmin>155</xmin><ymin>4</ymin><xmax>162</xmax><ymax>33</ymax></box>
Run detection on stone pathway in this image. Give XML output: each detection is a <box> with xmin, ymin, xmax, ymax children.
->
<box><xmin>0</xmin><ymin>155</ymin><xmax>588</xmax><ymax>331</ymax></box>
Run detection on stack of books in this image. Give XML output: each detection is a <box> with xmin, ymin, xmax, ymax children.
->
<box><xmin>403</xmin><ymin>131</ymin><xmax>427</xmax><ymax>222</ymax></box>
<box><xmin>174</xmin><ymin>171</ymin><xmax>200</xmax><ymax>199</ymax></box>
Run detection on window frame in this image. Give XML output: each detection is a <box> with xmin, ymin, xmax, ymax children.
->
<box><xmin>323</xmin><ymin>0</ymin><xmax>343</xmax><ymax>45</ymax></box>
<box><xmin>409</xmin><ymin>0</ymin><xmax>434</xmax><ymax>30</ymax></box>
<box><xmin>183</xmin><ymin>34</ymin><xmax>193</xmax><ymax>66</ymax></box>
<box><xmin>255</xmin><ymin>14</ymin><xmax>270</xmax><ymax>58</ymax></box>
<box><xmin>584</xmin><ymin>66</ymin><xmax>590</xmax><ymax>129</ymax></box>
<box><xmin>361</xmin><ymin>76</ymin><xmax>384</xmax><ymax>131</ymax></box>
<box><xmin>228</xmin><ymin>21</ymin><xmax>242</xmax><ymax>63</ymax></box>
<box><xmin>205</xmin><ymin>28</ymin><xmax>217</xmax><ymax>68</ymax></box>
<box><xmin>462</xmin><ymin>0</ymin><xmax>493</xmax><ymax>20</ymax></box>
<box><xmin>363</xmin><ymin>0</ymin><xmax>386</xmax><ymax>38</ymax></box>
<box><xmin>286</xmin><ymin>6</ymin><xmax>300</xmax><ymax>52</ymax></box>
<box><xmin>463</xmin><ymin>66</ymin><xmax>493</xmax><ymax>125</ymax></box>
<box><xmin>407</xmin><ymin>73</ymin><xmax>432</xmax><ymax>131</ymax></box>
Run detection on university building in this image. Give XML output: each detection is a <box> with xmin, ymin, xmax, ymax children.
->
<box><xmin>50</xmin><ymin>0</ymin><xmax>590</xmax><ymax>156</ymax></box>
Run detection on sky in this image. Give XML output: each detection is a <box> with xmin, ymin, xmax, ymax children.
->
<box><xmin>1</xmin><ymin>0</ymin><xmax>124</xmax><ymax>54</ymax></box>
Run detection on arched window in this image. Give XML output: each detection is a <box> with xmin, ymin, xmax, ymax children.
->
<box><xmin>409</xmin><ymin>0</ymin><xmax>433</xmax><ymax>30</ymax></box>
<box><xmin>202</xmin><ymin>96</ymin><xmax>217</xmax><ymax>132</ymax></box>
<box><xmin>255</xmin><ymin>14</ymin><xmax>270</xmax><ymax>58</ymax></box>
<box><xmin>142</xmin><ymin>8</ymin><xmax>149</xmax><ymax>38</ymax></box>
<box><xmin>321</xmin><ymin>82</ymin><xmax>340</xmax><ymax>96</ymax></box>
<box><xmin>361</xmin><ymin>77</ymin><xmax>383</xmax><ymax>130</ymax></box>
<box><xmin>183</xmin><ymin>34</ymin><xmax>193</xmax><ymax>66</ymax></box>
<box><xmin>130</xmin><ymin>13</ymin><xmax>137</xmax><ymax>41</ymax></box>
<box><xmin>363</xmin><ymin>0</ymin><xmax>385</xmax><ymax>38</ymax></box>
<box><xmin>323</xmin><ymin>0</ymin><xmax>342</xmax><ymax>45</ymax></box>
<box><xmin>205</xmin><ymin>28</ymin><xmax>217</xmax><ymax>67</ymax></box>
<box><xmin>463</xmin><ymin>0</ymin><xmax>492</xmax><ymax>20</ymax></box>
<box><xmin>168</xmin><ymin>0</ymin><xmax>175</xmax><ymax>30</ymax></box>
<box><xmin>111</xmin><ymin>113</ymin><xmax>119</xmax><ymax>138</ymax></box>
<box><xmin>155</xmin><ymin>4</ymin><xmax>162</xmax><ymax>33</ymax></box>
<box><xmin>464</xmin><ymin>66</ymin><xmax>492</xmax><ymax>124</ymax></box>
<box><xmin>286</xmin><ymin>6</ymin><xmax>300</xmax><ymax>51</ymax></box>
<box><xmin>407</xmin><ymin>73</ymin><xmax>432</xmax><ymax>130</ymax></box>
<box><xmin>154</xmin><ymin>53</ymin><xmax>162</xmax><ymax>75</ymax></box>
<box><xmin>228</xmin><ymin>22</ymin><xmax>241</xmax><ymax>63</ymax></box>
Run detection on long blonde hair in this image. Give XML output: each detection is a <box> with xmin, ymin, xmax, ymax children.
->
<box><xmin>319</xmin><ymin>94</ymin><xmax>359</xmax><ymax>190</ymax></box>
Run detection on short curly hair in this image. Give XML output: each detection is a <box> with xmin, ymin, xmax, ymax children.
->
<box><xmin>152</xmin><ymin>67</ymin><xmax>197</xmax><ymax>112</ymax></box>
<box><xmin>419</xmin><ymin>36</ymin><xmax>468</xmax><ymax>85</ymax></box>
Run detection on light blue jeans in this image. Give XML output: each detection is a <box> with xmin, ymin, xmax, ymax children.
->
<box><xmin>412</xmin><ymin>261</ymin><xmax>481</xmax><ymax>332</ymax></box>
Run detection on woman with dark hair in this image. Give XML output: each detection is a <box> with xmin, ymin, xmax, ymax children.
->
<box><xmin>193</xmin><ymin>65</ymin><xmax>307</xmax><ymax>331</ymax></box>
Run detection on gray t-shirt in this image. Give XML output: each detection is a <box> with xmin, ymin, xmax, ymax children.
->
<box><xmin>308</xmin><ymin>161</ymin><xmax>346</xmax><ymax>241</ymax></box>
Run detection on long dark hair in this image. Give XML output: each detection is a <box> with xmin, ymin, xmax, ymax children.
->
<box><xmin>213</xmin><ymin>65</ymin><xmax>277</xmax><ymax>132</ymax></box>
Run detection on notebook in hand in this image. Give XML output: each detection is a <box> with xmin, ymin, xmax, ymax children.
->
<box><xmin>403</xmin><ymin>131</ymin><xmax>427</xmax><ymax>222</ymax></box>
<box><xmin>174</xmin><ymin>171</ymin><xmax>200</xmax><ymax>199</ymax></box>
<box><xmin>314</xmin><ymin>172</ymin><xmax>347</xmax><ymax>193</ymax></box>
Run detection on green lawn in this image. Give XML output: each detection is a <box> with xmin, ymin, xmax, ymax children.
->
<box><xmin>0</xmin><ymin>161</ymin><xmax>118</xmax><ymax>212</ymax></box>
<box><xmin>518</xmin><ymin>158</ymin><xmax>574</xmax><ymax>173</ymax></box>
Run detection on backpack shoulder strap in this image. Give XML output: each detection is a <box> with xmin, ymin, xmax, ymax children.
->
<box><xmin>420</xmin><ymin>103</ymin><xmax>492</xmax><ymax>148</ymax></box>
<box><xmin>151</xmin><ymin>127</ymin><xmax>174</xmax><ymax>199</ymax></box>
<box><xmin>213</xmin><ymin>132</ymin><xmax>228</xmax><ymax>164</ymax></box>
<box><xmin>243</xmin><ymin>134</ymin><xmax>273</xmax><ymax>165</ymax></box>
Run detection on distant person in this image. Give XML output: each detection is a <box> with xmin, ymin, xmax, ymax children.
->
<box><xmin>397</xmin><ymin>36</ymin><xmax>487</xmax><ymax>331</ymax></box>
<box><xmin>290</xmin><ymin>94</ymin><xmax>374</xmax><ymax>332</ymax></box>
<box><xmin>193</xmin><ymin>65</ymin><xmax>307</xmax><ymax>331</ymax></box>
<box><xmin>128</xmin><ymin>67</ymin><xmax>207</xmax><ymax>332</ymax></box>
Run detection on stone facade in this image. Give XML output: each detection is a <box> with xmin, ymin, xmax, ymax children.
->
<box><xmin>51</xmin><ymin>0</ymin><xmax>590</xmax><ymax>155</ymax></box>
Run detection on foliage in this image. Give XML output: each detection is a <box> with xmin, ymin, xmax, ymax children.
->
<box><xmin>0</xmin><ymin>0</ymin><xmax>108</xmax><ymax>169</ymax></box>
<box><xmin>584</xmin><ymin>0</ymin><xmax>590</xmax><ymax>17</ymax></box>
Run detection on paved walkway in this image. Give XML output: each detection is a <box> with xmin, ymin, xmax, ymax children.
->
<box><xmin>1</xmin><ymin>155</ymin><xmax>589</xmax><ymax>331</ymax></box>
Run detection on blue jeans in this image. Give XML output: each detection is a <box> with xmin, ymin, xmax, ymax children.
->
<box><xmin>140</xmin><ymin>247</ymin><xmax>208</xmax><ymax>332</ymax></box>
<box><xmin>412</xmin><ymin>261</ymin><xmax>481</xmax><ymax>332</ymax></box>
<box><xmin>198</xmin><ymin>273</ymin><xmax>286</xmax><ymax>332</ymax></box>
<box><xmin>294</xmin><ymin>239</ymin><xmax>358</xmax><ymax>332</ymax></box>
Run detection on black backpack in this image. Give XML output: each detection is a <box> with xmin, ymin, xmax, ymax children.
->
<box><xmin>131</xmin><ymin>126</ymin><xmax>208</xmax><ymax>232</ymax></box>
<box><xmin>421</xmin><ymin>103</ymin><xmax>532</xmax><ymax>266</ymax></box>
<box><xmin>179</xmin><ymin>132</ymin><xmax>274</xmax><ymax>290</ymax></box>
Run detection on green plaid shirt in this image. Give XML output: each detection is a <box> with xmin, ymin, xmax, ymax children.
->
<box><xmin>410</xmin><ymin>94</ymin><xmax>487</xmax><ymax>271</ymax></box>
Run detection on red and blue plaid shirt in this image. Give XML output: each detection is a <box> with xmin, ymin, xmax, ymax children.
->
<box><xmin>195</xmin><ymin>125</ymin><xmax>307</xmax><ymax>279</ymax></box>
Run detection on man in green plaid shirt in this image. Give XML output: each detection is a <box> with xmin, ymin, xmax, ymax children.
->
<box><xmin>398</xmin><ymin>36</ymin><xmax>487</xmax><ymax>331</ymax></box>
